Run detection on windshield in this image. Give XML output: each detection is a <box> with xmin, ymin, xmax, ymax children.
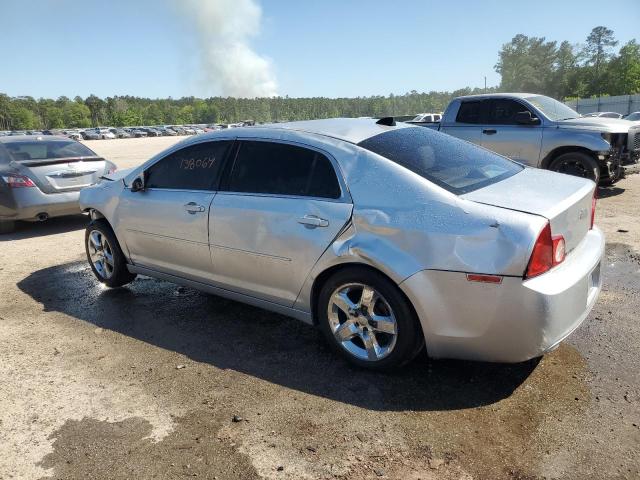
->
<box><xmin>526</xmin><ymin>95</ymin><xmax>580</xmax><ymax>121</ymax></box>
<box><xmin>3</xmin><ymin>140</ymin><xmax>99</xmax><ymax>161</ymax></box>
<box><xmin>357</xmin><ymin>127</ymin><xmax>523</xmax><ymax>195</ymax></box>
<box><xmin>625</xmin><ymin>112</ymin><xmax>640</xmax><ymax>121</ymax></box>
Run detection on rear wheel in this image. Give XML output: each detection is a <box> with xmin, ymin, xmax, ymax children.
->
<box><xmin>317</xmin><ymin>267</ymin><xmax>424</xmax><ymax>370</ymax></box>
<box><xmin>0</xmin><ymin>220</ymin><xmax>15</xmax><ymax>234</ymax></box>
<box><xmin>85</xmin><ymin>219</ymin><xmax>136</xmax><ymax>287</ymax></box>
<box><xmin>549</xmin><ymin>152</ymin><xmax>600</xmax><ymax>184</ymax></box>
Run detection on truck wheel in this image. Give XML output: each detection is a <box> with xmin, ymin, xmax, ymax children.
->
<box><xmin>0</xmin><ymin>220</ymin><xmax>16</xmax><ymax>234</ymax></box>
<box><xmin>549</xmin><ymin>152</ymin><xmax>600</xmax><ymax>184</ymax></box>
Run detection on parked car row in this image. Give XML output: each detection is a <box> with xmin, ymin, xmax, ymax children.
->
<box><xmin>581</xmin><ymin>111</ymin><xmax>640</xmax><ymax>121</ymax></box>
<box><xmin>0</xmin><ymin>122</ymin><xmax>255</xmax><ymax>141</ymax></box>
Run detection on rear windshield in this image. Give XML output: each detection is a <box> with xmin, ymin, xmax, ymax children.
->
<box><xmin>357</xmin><ymin>127</ymin><xmax>522</xmax><ymax>194</ymax></box>
<box><xmin>3</xmin><ymin>140</ymin><xmax>99</xmax><ymax>162</ymax></box>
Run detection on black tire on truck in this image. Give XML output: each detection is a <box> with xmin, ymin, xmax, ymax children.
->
<box><xmin>548</xmin><ymin>152</ymin><xmax>600</xmax><ymax>184</ymax></box>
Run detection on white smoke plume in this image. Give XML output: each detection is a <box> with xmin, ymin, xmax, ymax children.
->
<box><xmin>178</xmin><ymin>0</ymin><xmax>278</xmax><ymax>98</ymax></box>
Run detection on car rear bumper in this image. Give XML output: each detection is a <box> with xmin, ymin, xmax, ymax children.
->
<box><xmin>399</xmin><ymin>227</ymin><xmax>605</xmax><ymax>363</ymax></box>
<box><xmin>0</xmin><ymin>187</ymin><xmax>81</xmax><ymax>221</ymax></box>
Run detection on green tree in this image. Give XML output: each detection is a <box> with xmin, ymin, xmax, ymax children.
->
<box><xmin>605</xmin><ymin>40</ymin><xmax>640</xmax><ymax>95</ymax></box>
<box><xmin>581</xmin><ymin>26</ymin><xmax>618</xmax><ymax>95</ymax></box>
<box><xmin>62</xmin><ymin>102</ymin><xmax>91</xmax><ymax>127</ymax></box>
<box><xmin>84</xmin><ymin>94</ymin><xmax>106</xmax><ymax>126</ymax></box>
<box><xmin>495</xmin><ymin>34</ymin><xmax>558</xmax><ymax>95</ymax></box>
<box><xmin>9</xmin><ymin>106</ymin><xmax>38</xmax><ymax>129</ymax></box>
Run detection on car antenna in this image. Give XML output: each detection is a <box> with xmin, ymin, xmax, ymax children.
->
<box><xmin>376</xmin><ymin>117</ymin><xmax>396</xmax><ymax>126</ymax></box>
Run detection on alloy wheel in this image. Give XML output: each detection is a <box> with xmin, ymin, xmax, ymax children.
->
<box><xmin>327</xmin><ymin>283</ymin><xmax>398</xmax><ymax>361</ymax></box>
<box><xmin>87</xmin><ymin>230</ymin><xmax>115</xmax><ymax>279</ymax></box>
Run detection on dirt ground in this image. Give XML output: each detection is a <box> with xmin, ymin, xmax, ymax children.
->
<box><xmin>1</xmin><ymin>137</ymin><xmax>638</xmax><ymax>480</ymax></box>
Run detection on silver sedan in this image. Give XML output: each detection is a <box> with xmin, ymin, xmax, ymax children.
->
<box><xmin>79</xmin><ymin>118</ymin><xmax>604</xmax><ymax>369</ymax></box>
<box><xmin>0</xmin><ymin>135</ymin><xmax>116</xmax><ymax>233</ymax></box>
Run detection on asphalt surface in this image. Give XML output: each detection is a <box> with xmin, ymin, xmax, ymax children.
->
<box><xmin>0</xmin><ymin>138</ymin><xmax>638</xmax><ymax>480</ymax></box>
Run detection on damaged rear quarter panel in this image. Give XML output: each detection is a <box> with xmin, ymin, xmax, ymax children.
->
<box><xmin>294</xmin><ymin>149</ymin><xmax>545</xmax><ymax>313</ymax></box>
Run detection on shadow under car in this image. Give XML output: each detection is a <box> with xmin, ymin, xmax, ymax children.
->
<box><xmin>17</xmin><ymin>261</ymin><xmax>539</xmax><ymax>412</ymax></box>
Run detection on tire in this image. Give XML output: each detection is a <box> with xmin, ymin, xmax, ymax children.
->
<box><xmin>85</xmin><ymin>219</ymin><xmax>136</xmax><ymax>288</ymax></box>
<box><xmin>0</xmin><ymin>220</ymin><xmax>15</xmax><ymax>234</ymax></box>
<box><xmin>549</xmin><ymin>152</ymin><xmax>600</xmax><ymax>184</ymax></box>
<box><xmin>317</xmin><ymin>267</ymin><xmax>424</xmax><ymax>370</ymax></box>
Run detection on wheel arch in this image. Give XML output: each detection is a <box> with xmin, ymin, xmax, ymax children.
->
<box><xmin>85</xmin><ymin>208</ymin><xmax>105</xmax><ymax>220</ymax></box>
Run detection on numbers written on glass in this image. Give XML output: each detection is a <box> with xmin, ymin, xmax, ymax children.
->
<box><xmin>179</xmin><ymin>156</ymin><xmax>216</xmax><ymax>170</ymax></box>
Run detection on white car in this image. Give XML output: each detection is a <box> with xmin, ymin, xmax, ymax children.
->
<box><xmin>410</xmin><ymin>113</ymin><xmax>442</xmax><ymax>123</ymax></box>
<box><xmin>94</xmin><ymin>128</ymin><xmax>116</xmax><ymax>140</ymax></box>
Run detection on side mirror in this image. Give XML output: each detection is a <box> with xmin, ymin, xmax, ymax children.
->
<box><xmin>514</xmin><ymin>111</ymin><xmax>540</xmax><ymax>125</ymax></box>
<box><xmin>131</xmin><ymin>175</ymin><xmax>145</xmax><ymax>192</ymax></box>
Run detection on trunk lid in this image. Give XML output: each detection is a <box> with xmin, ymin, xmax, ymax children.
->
<box><xmin>461</xmin><ymin>168</ymin><xmax>595</xmax><ymax>253</ymax></box>
<box><xmin>14</xmin><ymin>157</ymin><xmax>108</xmax><ymax>194</ymax></box>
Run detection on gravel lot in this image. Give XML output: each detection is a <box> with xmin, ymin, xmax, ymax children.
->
<box><xmin>1</xmin><ymin>137</ymin><xmax>639</xmax><ymax>480</ymax></box>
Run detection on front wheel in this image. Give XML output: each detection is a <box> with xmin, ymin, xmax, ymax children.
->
<box><xmin>317</xmin><ymin>267</ymin><xmax>424</xmax><ymax>370</ymax></box>
<box><xmin>549</xmin><ymin>152</ymin><xmax>600</xmax><ymax>184</ymax></box>
<box><xmin>85</xmin><ymin>219</ymin><xmax>136</xmax><ymax>288</ymax></box>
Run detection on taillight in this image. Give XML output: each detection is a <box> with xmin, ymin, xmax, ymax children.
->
<box><xmin>525</xmin><ymin>222</ymin><xmax>565</xmax><ymax>279</ymax></box>
<box><xmin>2</xmin><ymin>174</ymin><xmax>36</xmax><ymax>188</ymax></box>
<box><xmin>590</xmin><ymin>190</ymin><xmax>597</xmax><ymax>229</ymax></box>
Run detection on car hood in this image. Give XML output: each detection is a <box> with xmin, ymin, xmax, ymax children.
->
<box><xmin>556</xmin><ymin>116</ymin><xmax>634</xmax><ymax>133</ymax></box>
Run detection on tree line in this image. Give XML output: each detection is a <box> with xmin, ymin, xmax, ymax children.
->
<box><xmin>0</xmin><ymin>89</ymin><xmax>496</xmax><ymax>131</ymax></box>
<box><xmin>496</xmin><ymin>26</ymin><xmax>640</xmax><ymax>99</ymax></box>
<box><xmin>1</xmin><ymin>26</ymin><xmax>638</xmax><ymax>131</ymax></box>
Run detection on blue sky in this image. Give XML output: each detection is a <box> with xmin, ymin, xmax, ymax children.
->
<box><xmin>1</xmin><ymin>0</ymin><xmax>639</xmax><ymax>99</ymax></box>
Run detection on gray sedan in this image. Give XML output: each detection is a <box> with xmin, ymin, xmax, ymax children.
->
<box><xmin>79</xmin><ymin>119</ymin><xmax>604</xmax><ymax>369</ymax></box>
<box><xmin>0</xmin><ymin>136</ymin><xmax>116</xmax><ymax>233</ymax></box>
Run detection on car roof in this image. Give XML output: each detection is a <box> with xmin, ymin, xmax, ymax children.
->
<box><xmin>250</xmin><ymin>118</ymin><xmax>414</xmax><ymax>144</ymax></box>
<box><xmin>453</xmin><ymin>92</ymin><xmax>538</xmax><ymax>101</ymax></box>
<box><xmin>0</xmin><ymin>135</ymin><xmax>74</xmax><ymax>144</ymax></box>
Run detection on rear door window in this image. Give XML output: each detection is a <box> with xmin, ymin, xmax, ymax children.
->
<box><xmin>487</xmin><ymin>99</ymin><xmax>533</xmax><ymax>125</ymax></box>
<box><xmin>357</xmin><ymin>127</ymin><xmax>522</xmax><ymax>194</ymax></box>
<box><xmin>145</xmin><ymin>140</ymin><xmax>232</xmax><ymax>191</ymax></box>
<box><xmin>224</xmin><ymin>141</ymin><xmax>341</xmax><ymax>199</ymax></box>
<box><xmin>456</xmin><ymin>101</ymin><xmax>485</xmax><ymax>124</ymax></box>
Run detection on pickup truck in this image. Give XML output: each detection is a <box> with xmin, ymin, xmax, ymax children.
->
<box><xmin>418</xmin><ymin>93</ymin><xmax>640</xmax><ymax>184</ymax></box>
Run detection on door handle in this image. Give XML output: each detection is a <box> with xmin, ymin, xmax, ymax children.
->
<box><xmin>482</xmin><ymin>129</ymin><xmax>497</xmax><ymax>135</ymax></box>
<box><xmin>184</xmin><ymin>202</ymin><xmax>205</xmax><ymax>214</ymax></box>
<box><xmin>298</xmin><ymin>215</ymin><xmax>329</xmax><ymax>228</ymax></box>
